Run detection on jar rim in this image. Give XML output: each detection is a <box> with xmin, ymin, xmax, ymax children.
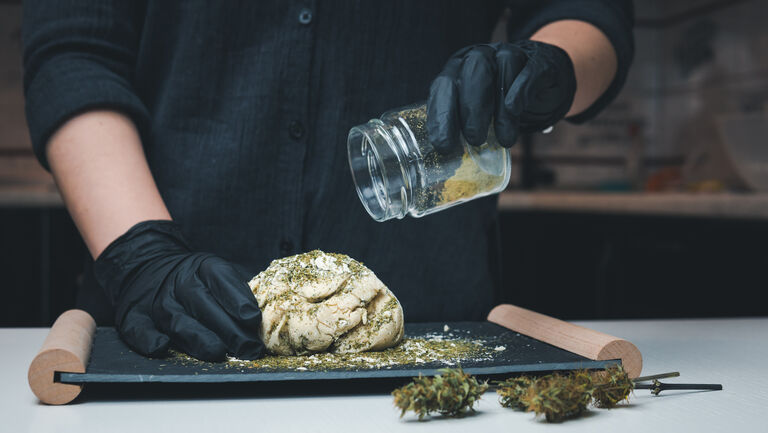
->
<box><xmin>348</xmin><ymin>121</ymin><xmax>412</xmax><ymax>221</ymax></box>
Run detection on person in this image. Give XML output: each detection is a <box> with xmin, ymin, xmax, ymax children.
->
<box><xmin>22</xmin><ymin>1</ymin><xmax>634</xmax><ymax>362</ymax></box>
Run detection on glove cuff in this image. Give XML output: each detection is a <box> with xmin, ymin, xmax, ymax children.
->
<box><xmin>93</xmin><ymin>220</ymin><xmax>190</xmax><ymax>305</ymax></box>
<box><xmin>516</xmin><ymin>40</ymin><xmax>577</xmax><ymax>134</ymax></box>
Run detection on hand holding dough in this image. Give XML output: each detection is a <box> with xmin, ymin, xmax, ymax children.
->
<box><xmin>248</xmin><ymin>250</ymin><xmax>404</xmax><ymax>355</ymax></box>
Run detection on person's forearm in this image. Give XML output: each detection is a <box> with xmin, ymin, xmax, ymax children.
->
<box><xmin>47</xmin><ymin>110</ymin><xmax>171</xmax><ymax>258</ymax></box>
<box><xmin>530</xmin><ymin>20</ymin><xmax>618</xmax><ymax>117</ymax></box>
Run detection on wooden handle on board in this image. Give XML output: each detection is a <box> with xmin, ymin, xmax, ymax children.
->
<box><xmin>28</xmin><ymin>309</ymin><xmax>96</xmax><ymax>405</ymax></box>
<box><xmin>487</xmin><ymin>304</ymin><xmax>643</xmax><ymax>378</ymax></box>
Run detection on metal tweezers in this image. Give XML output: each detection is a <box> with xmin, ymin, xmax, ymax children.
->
<box><xmin>632</xmin><ymin>372</ymin><xmax>723</xmax><ymax>395</ymax></box>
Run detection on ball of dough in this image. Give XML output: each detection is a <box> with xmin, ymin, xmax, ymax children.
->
<box><xmin>248</xmin><ymin>250</ymin><xmax>404</xmax><ymax>356</ymax></box>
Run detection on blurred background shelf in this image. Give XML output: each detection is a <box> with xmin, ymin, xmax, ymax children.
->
<box><xmin>0</xmin><ymin>185</ymin><xmax>62</xmax><ymax>208</ymax></box>
<box><xmin>7</xmin><ymin>185</ymin><xmax>768</xmax><ymax>220</ymax></box>
<box><xmin>498</xmin><ymin>191</ymin><xmax>768</xmax><ymax>219</ymax></box>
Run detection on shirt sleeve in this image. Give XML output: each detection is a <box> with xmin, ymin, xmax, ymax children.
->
<box><xmin>22</xmin><ymin>0</ymin><xmax>150</xmax><ymax>170</ymax></box>
<box><xmin>507</xmin><ymin>0</ymin><xmax>635</xmax><ymax>123</ymax></box>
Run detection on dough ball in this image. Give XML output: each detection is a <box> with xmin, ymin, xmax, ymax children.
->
<box><xmin>248</xmin><ymin>250</ymin><xmax>404</xmax><ymax>355</ymax></box>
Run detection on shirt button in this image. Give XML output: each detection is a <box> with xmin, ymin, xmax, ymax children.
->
<box><xmin>288</xmin><ymin>120</ymin><xmax>305</xmax><ymax>140</ymax></box>
<box><xmin>279</xmin><ymin>240</ymin><xmax>294</xmax><ymax>256</ymax></box>
<box><xmin>298</xmin><ymin>8</ymin><xmax>313</xmax><ymax>25</ymax></box>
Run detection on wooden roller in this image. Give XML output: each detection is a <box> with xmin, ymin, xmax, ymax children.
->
<box><xmin>28</xmin><ymin>309</ymin><xmax>96</xmax><ymax>405</ymax></box>
<box><xmin>488</xmin><ymin>304</ymin><xmax>643</xmax><ymax>378</ymax></box>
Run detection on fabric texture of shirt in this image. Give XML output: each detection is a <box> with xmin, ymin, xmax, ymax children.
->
<box><xmin>23</xmin><ymin>0</ymin><xmax>634</xmax><ymax>325</ymax></box>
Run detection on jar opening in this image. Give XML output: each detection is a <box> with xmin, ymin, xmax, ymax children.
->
<box><xmin>348</xmin><ymin>125</ymin><xmax>409</xmax><ymax>221</ymax></box>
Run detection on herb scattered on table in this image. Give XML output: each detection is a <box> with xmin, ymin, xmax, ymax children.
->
<box><xmin>168</xmin><ymin>335</ymin><xmax>494</xmax><ymax>371</ymax></box>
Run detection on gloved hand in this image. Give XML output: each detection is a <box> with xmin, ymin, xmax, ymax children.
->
<box><xmin>427</xmin><ymin>40</ymin><xmax>576</xmax><ymax>153</ymax></box>
<box><xmin>93</xmin><ymin>220</ymin><xmax>264</xmax><ymax>361</ymax></box>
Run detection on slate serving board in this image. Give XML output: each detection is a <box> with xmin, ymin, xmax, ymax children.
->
<box><xmin>57</xmin><ymin>322</ymin><xmax>616</xmax><ymax>385</ymax></box>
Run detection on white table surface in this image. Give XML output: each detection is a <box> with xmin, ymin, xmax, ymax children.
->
<box><xmin>3</xmin><ymin>318</ymin><xmax>767</xmax><ymax>433</ymax></box>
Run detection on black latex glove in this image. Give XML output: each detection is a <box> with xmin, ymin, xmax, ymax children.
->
<box><xmin>427</xmin><ymin>40</ymin><xmax>576</xmax><ymax>153</ymax></box>
<box><xmin>93</xmin><ymin>220</ymin><xmax>264</xmax><ymax>361</ymax></box>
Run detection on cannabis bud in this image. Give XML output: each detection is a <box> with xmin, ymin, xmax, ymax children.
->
<box><xmin>520</xmin><ymin>370</ymin><xmax>594</xmax><ymax>423</ymax></box>
<box><xmin>392</xmin><ymin>367</ymin><xmax>489</xmax><ymax>420</ymax></box>
<box><xmin>496</xmin><ymin>365</ymin><xmax>634</xmax><ymax>422</ymax></box>
<box><xmin>591</xmin><ymin>364</ymin><xmax>633</xmax><ymax>408</ymax></box>
<box><xmin>496</xmin><ymin>376</ymin><xmax>533</xmax><ymax>410</ymax></box>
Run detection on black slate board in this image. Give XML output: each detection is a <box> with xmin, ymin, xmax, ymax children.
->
<box><xmin>59</xmin><ymin>322</ymin><xmax>616</xmax><ymax>385</ymax></box>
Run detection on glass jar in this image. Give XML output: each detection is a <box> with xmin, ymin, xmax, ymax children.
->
<box><xmin>347</xmin><ymin>103</ymin><xmax>511</xmax><ymax>221</ymax></box>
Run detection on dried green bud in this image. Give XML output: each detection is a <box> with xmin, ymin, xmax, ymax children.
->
<box><xmin>591</xmin><ymin>365</ymin><xmax>633</xmax><ymax>408</ymax></box>
<box><xmin>496</xmin><ymin>376</ymin><xmax>533</xmax><ymax>410</ymax></box>
<box><xmin>519</xmin><ymin>371</ymin><xmax>593</xmax><ymax>423</ymax></box>
<box><xmin>392</xmin><ymin>367</ymin><xmax>489</xmax><ymax>420</ymax></box>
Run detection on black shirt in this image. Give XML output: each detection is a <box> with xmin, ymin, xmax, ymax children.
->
<box><xmin>23</xmin><ymin>1</ymin><xmax>634</xmax><ymax>324</ymax></box>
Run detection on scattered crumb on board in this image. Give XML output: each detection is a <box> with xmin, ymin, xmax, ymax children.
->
<box><xmin>168</xmin><ymin>332</ymin><xmax>499</xmax><ymax>372</ymax></box>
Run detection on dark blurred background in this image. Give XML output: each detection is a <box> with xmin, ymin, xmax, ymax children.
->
<box><xmin>2</xmin><ymin>0</ymin><xmax>768</xmax><ymax>326</ymax></box>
